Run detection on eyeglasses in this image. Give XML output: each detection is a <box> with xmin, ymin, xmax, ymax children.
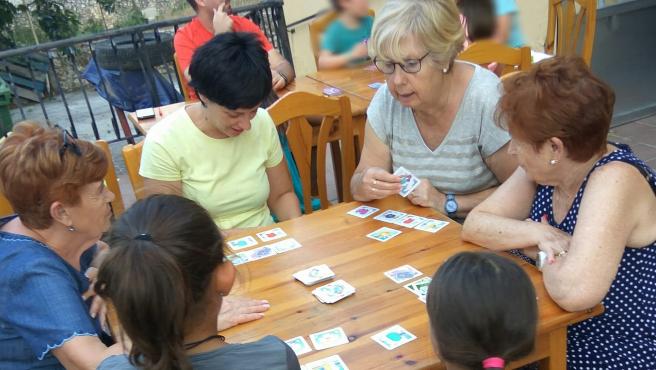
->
<box><xmin>374</xmin><ymin>52</ymin><xmax>432</xmax><ymax>75</ymax></box>
<box><xmin>58</xmin><ymin>128</ymin><xmax>81</xmax><ymax>159</ymax></box>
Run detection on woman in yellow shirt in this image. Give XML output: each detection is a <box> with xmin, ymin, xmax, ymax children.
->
<box><xmin>140</xmin><ymin>32</ymin><xmax>301</xmax><ymax>232</ymax></box>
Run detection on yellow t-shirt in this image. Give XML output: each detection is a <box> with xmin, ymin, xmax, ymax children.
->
<box><xmin>139</xmin><ymin>107</ymin><xmax>283</xmax><ymax>229</ymax></box>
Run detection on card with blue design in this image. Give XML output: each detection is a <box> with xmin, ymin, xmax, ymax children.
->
<box><xmin>304</xmin><ymin>355</ymin><xmax>350</xmax><ymax>370</ymax></box>
<box><xmin>394</xmin><ymin>166</ymin><xmax>421</xmax><ymax>197</ymax></box>
<box><xmin>366</xmin><ymin>226</ymin><xmax>402</xmax><ymax>242</ymax></box>
<box><xmin>285</xmin><ymin>336</ymin><xmax>313</xmax><ymax>356</ymax></box>
<box><xmin>373</xmin><ymin>210</ymin><xmax>406</xmax><ymax>223</ymax></box>
<box><xmin>242</xmin><ymin>245</ymin><xmax>277</xmax><ymax>262</ymax></box>
<box><xmin>384</xmin><ymin>265</ymin><xmax>422</xmax><ymax>284</ymax></box>
<box><xmin>371</xmin><ymin>324</ymin><xmax>417</xmax><ymax>350</ymax></box>
<box><xmin>227</xmin><ymin>235</ymin><xmax>258</xmax><ymax>250</ymax></box>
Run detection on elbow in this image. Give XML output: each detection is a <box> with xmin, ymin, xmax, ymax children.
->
<box><xmin>545</xmin><ymin>280</ymin><xmax>601</xmax><ymax>312</ymax></box>
<box><xmin>551</xmin><ymin>294</ymin><xmax>599</xmax><ymax>313</ymax></box>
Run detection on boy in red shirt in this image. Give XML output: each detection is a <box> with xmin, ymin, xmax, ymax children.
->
<box><xmin>175</xmin><ymin>0</ymin><xmax>295</xmax><ymax>100</ymax></box>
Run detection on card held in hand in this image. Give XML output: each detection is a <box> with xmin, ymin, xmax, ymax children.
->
<box><xmin>393</xmin><ymin>166</ymin><xmax>421</xmax><ymax>197</ymax></box>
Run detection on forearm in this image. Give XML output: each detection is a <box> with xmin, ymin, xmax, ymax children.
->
<box><xmin>269</xmin><ymin>191</ymin><xmax>301</xmax><ymax>221</ymax></box>
<box><xmin>448</xmin><ymin>187</ymin><xmax>497</xmax><ymax>218</ymax></box>
<box><xmin>271</xmin><ymin>60</ymin><xmax>295</xmax><ymax>83</ymax></box>
<box><xmin>318</xmin><ymin>53</ymin><xmax>353</xmax><ymax>70</ymax></box>
<box><xmin>462</xmin><ymin>211</ymin><xmax>541</xmax><ymax>251</ymax></box>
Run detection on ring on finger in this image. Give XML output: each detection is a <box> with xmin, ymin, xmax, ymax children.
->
<box><xmin>556</xmin><ymin>250</ymin><xmax>567</xmax><ymax>257</ymax></box>
<box><xmin>373</xmin><ymin>179</ymin><xmax>378</xmax><ymax>186</ymax></box>
<box><xmin>371</xmin><ymin>186</ymin><xmax>376</xmax><ymax>192</ymax></box>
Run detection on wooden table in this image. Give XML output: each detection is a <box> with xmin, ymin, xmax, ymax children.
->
<box><xmin>224</xmin><ymin>196</ymin><xmax>603</xmax><ymax>369</ymax></box>
<box><xmin>307</xmin><ymin>65</ymin><xmax>385</xmax><ymax>102</ymax></box>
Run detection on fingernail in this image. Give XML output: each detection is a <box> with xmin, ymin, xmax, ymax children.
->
<box><xmin>262</xmin><ymin>300</ymin><xmax>269</xmax><ymax>304</ymax></box>
<box><xmin>91</xmin><ymin>312</ymin><xmax>96</xmax><ymax>318</ymax></box>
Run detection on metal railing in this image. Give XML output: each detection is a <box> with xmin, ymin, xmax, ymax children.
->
<box><xmin>0</xmin><ymin>0</ymin><xmax>291</xmax><ymax>144</ymax></box>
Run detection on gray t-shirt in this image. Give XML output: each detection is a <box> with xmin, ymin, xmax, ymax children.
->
<box><xmin>97</xmin><ymin>335</ymin><xmax>300</xmax><ymax>370</ymax></box>
<box><xmin>367</xmin><ymin>62</ymin><xmax>510</xmax><ymax>194</ymax></box>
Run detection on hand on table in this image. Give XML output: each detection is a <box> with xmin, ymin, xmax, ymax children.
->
<box><xmin>408</xmin><ymin>179</ymin><xmax>444</xmax><ymax>209</ymax></box>
<box><xmin>272</xmin><ymin>70</ymin><xmax>287</xmax><ymax>90</ymax></box>
<box><xmin>213</xmin><ymin>4</ymin><xmax>234</xmax><ymax>35</ymax></box>
<box><xmin>529</xmin><ymin>215</ymin><xmax>571</xmax><ymax>264</ymax></box>
<box><xmin>361</xmin><ymin>167</ymin><xmax>402</xmax><ymax>200</ymax></box>
<box><xmin>217</xmin><ymin>295</ymin><xmax>271</xmax><ymax>331</ymax></box>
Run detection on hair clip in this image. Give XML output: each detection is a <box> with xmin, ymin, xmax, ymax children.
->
<box><xmin>483</xmin><ymin>357</ymin><xmax>505</xmax><ymax>369</ymax></box>
<box><xmin>134</xmin><ymin>233</ymin><xmax>153</xmax><ymax>241</ymax></box>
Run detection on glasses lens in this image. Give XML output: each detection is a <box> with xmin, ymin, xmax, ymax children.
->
<box><xmin>401</xmin><ymin>60</ymin><xmax>421</xmax><ymax>73</ymax></box>
<box><xmin>374</xmin><ymin>59</ymin><xmax>395</xmax><ymax>74</ymax></box>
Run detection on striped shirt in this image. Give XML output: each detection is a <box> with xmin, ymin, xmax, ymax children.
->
<box><xmin>367</xmin><ymin>62</ymin><xmax>510</xmax><ymax>194</ymax></box>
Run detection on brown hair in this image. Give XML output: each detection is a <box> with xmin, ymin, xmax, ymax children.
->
<box><xmin>427</xmin><ymin>252</ymin><xmax>537</xmax><ymax>369</ymax></box>
<box><xmin>96</xmin><ymin>194</ymin><xmax>226</xmax><ymax>370</ymax></box>
<box><xmin>0</xmin><ymin>121</ymin><xmax>108</xmax><ymax>229</ymax></box>
<box><xmin>496</xmin><ymin>56</ymin><xmax>615</xmax><ymax>162</ymax></box>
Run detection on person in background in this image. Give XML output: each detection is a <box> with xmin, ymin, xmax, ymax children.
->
<box><xmin>96</xmin><ymin>195</ymin><xmax>301</xmax><ymax>370</ymax></box>
<box><xmin>317</xmin><ymin>0</ymin><xmax>373</xmax><ymax>70</ymax></box>
<box><xmin>457</xmin><ymin>0</ymin><xmax>496</xmax><ymax>49</ymax></box>
<box><xmin>427</xmin><ymin>252</ymin><xmax>537</xmax><ymax>370</ymax></box>
<box><xmin>350</xmin><ymin>0</ymin><xmax>517</xmax><ymax>221</ymax></box>
<box><xmin>175</xmin><ymin>0</ymin><xmax>295</xmax><ymax>100</ymax></box>
<box><xmin>493</xmin><ymin>0</ymin><xmax>524</xmax><ymax>47</ymax></box>
<box><xmin>463</xmin><ymin>57</ymin><xmax>656</xmax><ymax>368</ymax></box>
<box><xmin>142</xmin><ymin>32</ymin><xmax>301</xmax><ymax>232</ymax></box>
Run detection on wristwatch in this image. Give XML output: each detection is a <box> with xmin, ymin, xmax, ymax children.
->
<box><xmin>444</xmin><ymin>193</ymin><xmax>458</xmax><ymax>217</ymax></box>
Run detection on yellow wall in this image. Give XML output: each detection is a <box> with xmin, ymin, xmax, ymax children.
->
<box><xmin>284</xmin><ymin>0</ymin><xmax>547</xmax><ymax>77</ymax></box>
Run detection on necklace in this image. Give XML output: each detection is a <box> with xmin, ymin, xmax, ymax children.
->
<box><xmin>184</xmin><ymin>334</ymin><xmax>225</xmax><ymax>350</ymax></box>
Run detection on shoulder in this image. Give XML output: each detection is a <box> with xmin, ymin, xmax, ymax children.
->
<box><xmin>145</xmin><ymin>108</ymin><xmax>191</xmax><ymax>144</ymax></box>
<box><xmin>252</xmin><ymin>108</ymin><xmax>277</xmax><ymax>134</ymax></box>
<box><xmin>175</xmin><ymin>17</ymin><xmax>201</xmax><ymax>43</ymax></box>
<box><xmin>587</xmin><ymin>157</ymin><xmax>652</xmax><ymax>195</ymax></box>
<box><xmin>192</xmin><ymin>336</ymin><xmax>295</xmax><ymax>369</ymax></box>
<box><xmin>97</xmin><ymin>355</ymin><xmax>135</xmax><ymax>370</ymax></box>
<box><xmin>462</xmin><ymin>63</ymin><xmax>501</xmax><ymax>105</ymax></box>
<box><xmin>231</xmin><ymin>15</ymin><xmax>264</xmax><ymax>33</ymax></box>
<box><xmin>0</xmin><ymin>236</ymin><xmax>65</xmax><ymax>279</ymax></box>
<box><xmin>325</xmin><ymin>19</ymin><xmax>345</xmax><ymax>34</ymax></box>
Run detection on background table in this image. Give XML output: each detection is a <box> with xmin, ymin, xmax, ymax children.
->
<box><xmin>307</xmin><ymin>66</ymin><xmax>385</xmax><ymax>102</ymax></box>
<box><xmin>224</xmin><ymin>196</ymin><xmax>603</xmax><ymax>369</ymax></box>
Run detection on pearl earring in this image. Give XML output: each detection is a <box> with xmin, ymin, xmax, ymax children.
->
<box><xmin>550</xmin><ymin>159</ymin><xmax>559</xmax><ymax>165</ymax></box>
<box><xmin>67</xmin><ymin>226</ymin><xmax>76</xmax><ymax>232</ymax></box>
<box><xmin>442</xmin><ymin>67</ymin><xmax>448</xmax><ymax>74</ymax></box>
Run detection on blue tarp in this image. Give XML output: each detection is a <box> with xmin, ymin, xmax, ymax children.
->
<box><xmin>82</xmin><ymin>61</ymin><xmax>182</xmax><ymax>112</ymax></box>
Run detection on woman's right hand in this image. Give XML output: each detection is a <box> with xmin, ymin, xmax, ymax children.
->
<box><xmin>360</xmin><ymin>167</ymin><xmax>402</xmax><ymax>200</ymax></box>
<box><xmin>529</xmin><ymin>216</ymin><xmax>572</xmax><ymax>264</ymax></box>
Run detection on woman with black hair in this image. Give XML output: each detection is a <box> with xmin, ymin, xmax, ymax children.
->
<box><xmin>96</xmin><ymin>195</ymin><xmax>301</xmax><ymax>370</ymax></box>
<box><xmin>140</xmin><ymin>32</ymin><xmax>301</xmax><ymax>234</ymax></box>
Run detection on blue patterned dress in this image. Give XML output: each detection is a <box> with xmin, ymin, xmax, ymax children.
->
<box><xmin>514</xmin><ymin>144</ymin><xmax>656</xmax><ymax>369</ymax></box>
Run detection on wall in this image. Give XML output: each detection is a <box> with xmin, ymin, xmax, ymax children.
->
<box><xmin>283</xmin><ymin>0</ymin><xmax>547</xmax><ymax>77</ymax></box>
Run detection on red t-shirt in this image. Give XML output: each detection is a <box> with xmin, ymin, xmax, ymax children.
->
<box><xmin>174</xmin><ymin>16</ymin><xmax>274</xmax><ymax>100</ymax></box>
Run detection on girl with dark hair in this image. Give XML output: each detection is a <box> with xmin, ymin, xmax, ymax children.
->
<box><xmin>95</xmin><ymin>195</ymin><xmax>300</xmax><ymax>370</ymax></box>
<box><xmin>427</xmin><ymin>252</ymin><xmax>537</xmax><ymax>369</ymax></box>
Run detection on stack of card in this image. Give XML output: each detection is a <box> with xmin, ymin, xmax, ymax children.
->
<box><xmin>404</xmin><ymin>277</ymin><xmax>432</xmax><ymax>303</ymax></box>
<box><xmin>384</xmin><ymin>265</ymin><xmax>423</xmax><ymax>284</ymax></box>
<box><xmin>303</xmin><ymin>355</ymin><xmax>350</xmax><ymax>370</ymax></box>
<box><xmin>312</xmin><ymin>280</ymin><xmax>356</xmax><ymax>304</ymax></box>
<box><xmin>293</xmin><ymin>264</ymin><xmax>336</xmax><ymax>286</ymax></box>
<box><xmin>371</xmin><ymin>325</ymin><xmax>417</xmax><ymax>350</ymax></box>
<box><xmin>394</xmin><ymin>166</ymin><xmax>421</xmax><ymax>197</ymax></box>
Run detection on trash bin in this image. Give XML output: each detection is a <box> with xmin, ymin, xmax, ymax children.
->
<box><xmin>0</xmin><ymin>78</ymin><xmax>12</xmax><ymax>136</ymax></box>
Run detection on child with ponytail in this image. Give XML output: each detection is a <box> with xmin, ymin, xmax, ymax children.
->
<box><xmin>427</xmin><ymin>252</ymin><xmax>538</xmax><ymax>370</ymax></box>
<box><xmin>95</xmin><ymin>194</ymin><xmax>300</xmax><ymax>370</ymax></box>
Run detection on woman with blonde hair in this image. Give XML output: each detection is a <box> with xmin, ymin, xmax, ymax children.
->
<box><xmin>350</xmin><ymin>0</ymin><xmax>516</xmax><ymax>220</ymax></box>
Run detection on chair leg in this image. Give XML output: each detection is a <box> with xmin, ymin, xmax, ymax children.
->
<box><xmin>115</xmin><ymin>107</ymin><xmax>135</xmax><ymax>144</ymax></box>
<box><xmin>330</xmin><ymin>141</ymin><xmax>344</xmax><ymax>203</ymax></box>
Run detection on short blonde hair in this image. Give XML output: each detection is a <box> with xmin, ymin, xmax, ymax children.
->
<box><xmin>369</xmin><ymin>0</ymin><xmax>465</xmax><ymax>67</ymax></box>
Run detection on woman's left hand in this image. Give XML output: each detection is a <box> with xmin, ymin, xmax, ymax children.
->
<box><xmin>271</xmin><ymin>70</ymin><xmax>287</xmax><ymax>90</ymax></box>
<box><xmin>217</xmin><ymin>295</ymin><xmax>271</xmax><ymax>332</ymax></box>
<box><xmin>82</xmin><ymin>266</ymin><xmax>109</xmax><ymax>333</ymax></box>
<box><xmin>408</xmin><ymin>179</ymin><xmax>444</xmax><ymax>209</ymax></box>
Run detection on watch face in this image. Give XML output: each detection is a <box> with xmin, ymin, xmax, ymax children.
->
<box><xmin>445</xmin><ymin>200</ymin><xmax>457</xmax><ymax>213</ymax></box>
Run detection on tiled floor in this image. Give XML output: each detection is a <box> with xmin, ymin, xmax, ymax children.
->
<box><xmin>609</xmin><ymin>115</ymin><xmax>656</xmax><ymax>168</ymax></box>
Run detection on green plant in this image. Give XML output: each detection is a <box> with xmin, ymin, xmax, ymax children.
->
<box><xmin>0</xmin><ymin>0</ymin><xmax>17</xmax><ymax>49</ymax></box>
<box><xmin>81</xmin><ymin>18</ymin><xmax>107</xmax><ymax>35</ymax></box>
<box><xmin>18</xmin><ymin>0</ymin><xmax>80</xmax><ymax>41</ymax></box>
<box><xmin>117</xmin><ymin>6</ymin><xmax>148</xmax><ymax>28</ymax></box>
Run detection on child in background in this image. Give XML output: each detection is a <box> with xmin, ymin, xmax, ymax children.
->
<box><xmin>426</xmin><ymin>252</ymin><xmax>537</xmax><ymax>370</ymax></box>
<box><xmin>457</xmin><ymin>0</ymin><xmax>497</xmax><ymax>48</ymax></box>
<box><xmin>95</xmin><ymin>195</ymin><xmax>300</xmax><ymax>370</ymax></box>
<box><xmin>318</xmin><ymin>0</ymin><xmax>373</xmax><ymax>70</ymax></box>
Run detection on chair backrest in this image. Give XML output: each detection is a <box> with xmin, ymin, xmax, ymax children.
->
<box><xmin>309</xmin><ymin>9</ymin><xmax>376</xmax><ymax>67</ymax></box>
<box><xmin>173</xmin><ymin>53</ymin><xmax>192</xmax><ymax>102</ymax></box>
<box><xmin>458</xmin><ymin>40</ymin><xmax>532</xmax><ymax>75</ymax></box>
<box><xmin>267</xmin><ymin>91</ymin><xmax>355</xmax><ymax>213</ymax></box>
<box><xmin>545</xmin><ymin>0</ymin><xmax>596</xmax><ymax>65</ymax></box>
<box><xmin>0</xmin><ymin>192</ymin><xmax>13</xmax><ymax>217</ymax></box>
<box><xmin>96</xmin><ymin>140</ymin><xmax>125</xmax><ymax>217</ymax></box>
<box><xmin>122</xmin><ymin>141</ymin><xmax>146</xmax><ymax>201</ymax></box>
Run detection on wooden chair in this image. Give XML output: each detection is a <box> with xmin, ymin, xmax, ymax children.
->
<box><xmin>309</xmin><ymin>9</ymin><xmax>376</xmax><ymax>67</ymax></box>
<box><xmin>173</xmin><ymin>53</ymin><xmax>192</xmax><ymax>102</ymax></box>
<box><xmin>96</xmin><ymin>140</ymin><xmax>125</xmax><ymax>217</ymax></box>
<box><xmin>121</xmin><ymin>141</ymin><xmax>146</xmax><ymax>201</ymax></box>
<box><xmin>545</xmin><ymin>0</ymin><xmax>596</xmax><ymax>66</ymax></box>
<box><xmin>458</xmin><ymin>40</ymin><xmax>532</xmax><ymax>75</ymax></box>
<box><xmin>0</xmin><ymin>193</ymin><xmax>13</xmax><ymax>217</ymax></box>
<box><xmin>267</xmin><ymin>91</ymin><xmax>356</xmax><ymax>213</ymax></box>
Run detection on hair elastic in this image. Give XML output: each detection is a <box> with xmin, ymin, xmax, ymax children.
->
<box><xmin>134</xmin><ymin>233</ymin><xmax>153</xmax><ymax>241</ymax></box>
<box><xmin>483</xmin><ymin>357</ymin><xmax>505</xmax><ymax>368</ymax></box>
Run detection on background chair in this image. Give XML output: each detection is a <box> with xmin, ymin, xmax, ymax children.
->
<box><xmin>309</xmin><ymin>9</ymin><xmax>376</xmax><ymax>68</ymax></box>
<box><xmin>545</xmin><ymin>0</ymin><xmax>596</xmax><ymax>65</ymax></box>
<box><xmin>173</xmin><ymin>53</ymin><xmax>192</xmax><ymax>102</ymax></box>
<box><xmin>0</xmin><ymin>193</ymin><xmax>12</xmax><ymax>217</ymax></box>
<box><xmin>121</xmin><ymin>141</ymin><xmax>145</xmax><ymax>201</ymax></box>
<box><xmin>267</xmin><ymin>91</ymin><xmax>356</xmax><ymax>214</ymax></box>
<box><xmin>458</xmin><ymin>40</ymin><xmax>532</xmax><ymax>75</ymax></box>
<box><xmin>96</xmin><ymin>140</ymin><xmax>125</xmax><ymax>217</ymax></box>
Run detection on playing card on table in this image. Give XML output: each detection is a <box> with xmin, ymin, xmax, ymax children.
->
<box><xmin>384</xmin><ymin>265</ymin><xmax>423</xmax><ymax>284</ymax></box>
<box><xmin>309</xmin><ymin>327</ymin><xmax>350</xmax><ymax>350</ymax></box>
<box><xmin>347</xmin><ymin>205</ymin><xmax>379</xmax><ymax>218</ymax></box>
<box><xmin>270</xmin><ymin>238</ymin><xmax>302</xmax><ymax>253</ymax></box>
<box><xmin>312</xmin><ymin>279</ymin><xmax>356</xmax><ymax>304</ymax></box>
<box><xmin>304</xmin><ymin>355</ymin><xmax>350</xmax><ymax>370</ymax></box>
<box><xmin>415</xmin><ymin>219</ymin><xmax>449</xmax><ymax>233</ymax></box>
<box><xmin>371</xmin><ymin>325</ymin><xmax>417</xmax><ymax>350</ymax></box>
<box><xmin>366</xmin><ymin>227</ymin><xmax>402</xmax><ymax>242</ymax></box>
<box><xmin>285</xmin><ymin>336</ymin><xmax>313</xmax><ymax>356</ymax></box>
<box><xmin>403</xmin><ymin>277</ymin><xmax>432</xmax><ymax>297</ymax></box>
<box><xmin>242</xmin><ymin>245</ymin><xmax>277</xmax><ymax>262</ymax></box>
<box><xmin>256</xmin><ymin>227</ymin><xmax>287</xmax><ymax>242</ymax></box>
<box><xmin>226</xmin><ymin>253</ymin><xmax>248</xmax><ymax>266</ymax></box>
<box><xmin>394</xmin><ymin>214</ymin><xmax>426</xmax><ymax>228</ymax></box>
<box><xmin>394</xmin><ymin>167</ymin><xmax>421</xmax><ymax>197</ymax></box>
<box><xmin>373</xmin><ymin>210</ymin><xmax>406</xmax><ymax>223</ymax></box>
<box><xmin>227</xmin><ymin>235</ymin><xmax>258</xmax><ymax>251</ymax></box>
<box><xmin>293</xmin><ymin>264</ymin><xmax>335</xmax><ymax>286</ymax></box>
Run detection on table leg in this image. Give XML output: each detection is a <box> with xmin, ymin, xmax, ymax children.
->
<box><xmin>539</xmin><ymin>327</ymin><xmax>567</xmax><ymax>370</ymax></box>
